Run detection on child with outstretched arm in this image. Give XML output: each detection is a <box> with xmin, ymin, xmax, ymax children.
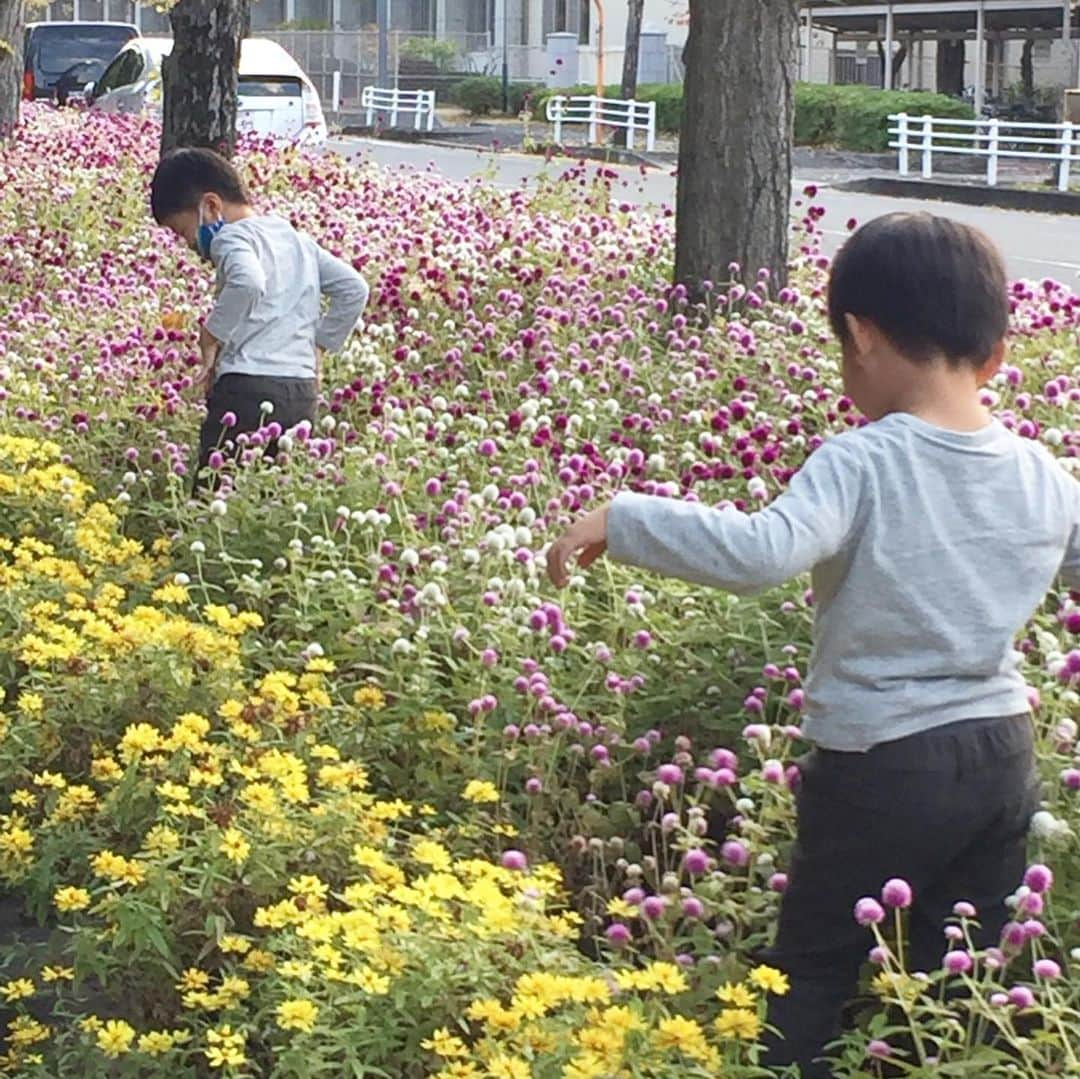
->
<box><xmin>547</xmin><ymin>213</ymin><xmax>1080</xmax><ymax>1078</ymax></box>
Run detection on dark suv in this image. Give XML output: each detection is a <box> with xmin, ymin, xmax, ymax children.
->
<box><xmin>23</xmin><ymin>22</ymin><xmax>139</xmax><ymax>105</ymax></box>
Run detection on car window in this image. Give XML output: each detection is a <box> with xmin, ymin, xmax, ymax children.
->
<box><xmin>238</xmin><ymin>76</ymin><xmax>303</xmax><ymax>98</ymax></box>
<box><xmin>93</xmin><ymin>49</ymin><xmax>138</xmax><ymax>96</ymax></box>
<box><xmin>31</xmin><ymin>26</ymin><xmax>137</xmax><ymax>78</ymax></box>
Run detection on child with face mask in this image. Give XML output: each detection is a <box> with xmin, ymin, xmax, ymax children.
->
<box><xmin>150</xmin><ymin>147</ymin><xmax>369</xmax><ymax>486</ymax></box>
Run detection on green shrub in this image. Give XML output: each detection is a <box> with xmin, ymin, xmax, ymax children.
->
<box><xmin>450</xmin><ymin>77</ymin><xmax>543</xmax><ymax>117</ymax></box>
<box><xmin>400</xmin><ymin>36</ymin><xmax>459</xmax><ymax>72</ymax></box>
<box><xmin>793</xmin><ymin>83</ymin><xmax>974</xmax><ymax>151</ymax></box>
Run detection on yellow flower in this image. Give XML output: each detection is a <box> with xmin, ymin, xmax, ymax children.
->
<box><xmin>54</xmin><ymin>886</ymin><xmax>91</xmax><ymax>912</ymax></box>
<box><xmin>413</xmin><ymin>839</ymin><xmax>453</xmax><ymax>870</ymax></box>
<box><xmin>2</xmin><ymin>979</ymin><xmax>34</xmax><ymax>1002</ymax></box>
<box><xmin>716</xmin><ymin>982</ymin><xmax>757</xmax><ymax>1008</ymax></box>
<box><xmin>462</xmin><ymin>780</ymin><xmax>500</xmax><ymax>804</ymax></box>
<box><xmin>176</xmin><ymin>969</ymin><xmax>210</xmax><ymax>993</ymax></box>
<box><xmin>613</xmin><ymin>961</ymin><xmax>687</xmax><ymax>995</ymax></box>
<box><xmin>219</xmin><ymin>934</ymin><xmax>251</xmax><ymax>955</ymax></box>
<box><xmin>353</xmin><ymin>685</ymin><xmax>386</xmax><ymax>711</ymax></box>
<box><xmin>654</xmin><ymin>1015</ymin><xmax>710</xmax><ymax>1060</ymax></box>
<box><xmin>205</xmin><ymin>1025</ymin><xmax>246</xmax><ymax>1069</ymax></box>
<box><xmin>137</xmin><ymin>1030</ymin><xmax>176</xmax><ymax>1056</ymax></box>
<box><xmin>219</xmin><ymin>828</ymin><xmax>250</xmax><ymax>866</ymax></box>
<box><xmin>487</xmin><ymin>1057</ymin><xmax>531</xmax><ymax>1079</ymax></box>
<box><xmin>96</xmin><ymin>1019</ymin><xmax>135</xmax><ymax>1058</ymax></box>
<box><xmin>605</xmin><ymin>897</ymin><xmax>637</xmax><ymax>919</ymax></box>
<box><xmin>276</xmin><ymin>999</ymin><xmax>319</xmax><ymax>1034</ymax></box>
<box><xmin>421</xmin><ymin>1027</ymin><xmax>469</xmax><ymax>1058</ymax></box>
<box><xmin>41</xmin><ymin>966</ymin><xmax>74</xmax><ymax>983</ymax></box>
<box><xmin>748</xmin><ymin>965</ymin><xmax>790</xmax><ymax>996</ymax></box>
<box><xmin>17</xmin><ymin>693</ymin><xmax>43</xmax><ymax>715</ymax></box>
<box><xmin>152</xmin><ymin>583</ymin><xmax>190</xmax><ymax>604</ymax></box>
<box><xmin>714</xmin><ymin>1008</ymin><xmax>762</xmax><ymax>1041</ymax></box>
<box><xmin>8</xmin><ymin>1015</ymin><xmax>49</xmax><ymax>1048</ymax></box>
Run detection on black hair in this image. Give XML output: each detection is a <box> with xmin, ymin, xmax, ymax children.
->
<box><xmin>828</xmin><ymin>212</ymin><xmax>1009</xmax><ymax>367</ymax></box>
<box><xmin>150</xmin><ymin>147</ymin><xmax>251</xmax><ymax>224</ymax></box>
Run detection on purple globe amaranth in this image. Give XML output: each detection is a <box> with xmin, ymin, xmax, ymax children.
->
<box><xmin>854</xmin><ymin>897</ymin><xmax>886</xmax><ymax>926</ymax></box>
<box><xmin>943</xmin><ymin>950</ymin><xmax>974</xmax><ymax>975</ymax></box>
<box><xmin>500</xmin><ymin>850</ymin><xmax>528</xmax><ymax>872</ymax></box>
<box><xmin>881</xmin><ymin>878</ymin><xmax>914</xmax><ymax>909</ymax></box>
<box><xmin>683</xmin><ymin>849</ymin><xmax>709</xmax><ymax>876</ymax></box>
<box><xmin>721</xmin><ymin>840</ymin><xmax>750</xmax><ymax>868</ymax></box>
<box><xmin>1024</xmin><ymin>864</ymin><xmax>1054</xmax><ymax>894</ymax></box>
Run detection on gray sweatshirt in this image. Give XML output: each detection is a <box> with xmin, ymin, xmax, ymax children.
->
<box><xmin>607</xmin><ymin>412</ymin><xmax>1080</xmax><ymax>751</ymax></box>
<box><xmin>205</xmin><ymin>214</ymin><xmax>369</xmax><ymax>381</ymax></box>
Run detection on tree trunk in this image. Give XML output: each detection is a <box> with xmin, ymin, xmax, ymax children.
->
<box><xmin>876</xmin><ymin>39</ymin><xmax>909</xmax><ymax>87</ymax></box>
<box><xmin>0</xmin><ymin>0</ymin><xmax>23</xmax><ymax>139</ymax></box>
<box><xmin>1021</xmin><ymin>38</ymin><xmax>1034</xmax><ymax>98</ymax></box>
<box><xmin>936</xmin><ymin>39</ymin><xmax>965</xmax><ymax>98</ymax></box>
<box><xmin>674</xmin><ymin>0</ymin><xmax>798</xmax><ymax>300</ymax></box>
<box><xmin>619</xmin><ymin>0</ymin><xmax>644</xmax><ymax>146</ymax></box>
<box><xmin>161</xmin><ymin>0</ymin><xmax>247</xmax><ymax>157</ymax></box>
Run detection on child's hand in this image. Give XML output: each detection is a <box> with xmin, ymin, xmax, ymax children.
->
<box><xmin>547</xmin><ymin>505</ymin><xmax>610</xmax><ymax>588</ymax></box>
<box><xmin>196</xmin><ymin>324</ymin><xmax>220</xmax><ymax>398</ymax></box>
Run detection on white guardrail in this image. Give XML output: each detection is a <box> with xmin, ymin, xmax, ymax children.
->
<box><xmin>545</xmin><ymin>94</ymin><xmax>658</xmax><ymax>152</ymax></box>
<box><xmin>360</xmin><ymin>85</ymin><xmax>436</xmax><ymax>131</ymax></box>
<box><xmin>890</xmin><ymin>112</ymin><xmax>1080</xmax><ymax>190</ymax></box>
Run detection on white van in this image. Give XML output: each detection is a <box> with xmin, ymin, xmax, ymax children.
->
<box><xmin>88</xmin><ymin>37</ymin><xmax>328</xmax><ymax>146</ymax></box>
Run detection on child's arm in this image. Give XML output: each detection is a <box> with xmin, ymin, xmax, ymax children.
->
<box><xmin>203</xmin><ymin>232</ymin><xmax>267</xmax><ymax>350</ymax></box>
<box><xmin>315</xmin><ymin>247</ymin><xmax>369</xmax><ymax>355</ymax></box>
<box><xmin>549</xmin><ymin>438</ymin><xmax>864</xmax><ymax>594</ymax></box>
<box><xmin>1062</xmin><ymin>484</ymin><xmax>1080</xmax><ymax>590</ymax></box>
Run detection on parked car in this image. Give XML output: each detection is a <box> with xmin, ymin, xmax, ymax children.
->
<box><xmin>23</xmin><ymin>22</ymin><xmax>138</xmax><ymax>105</ymax></box>
<box><xmin>88</xmin><ymin>37</ymin><xmax>329</xmax><ymax>146</ymax></box>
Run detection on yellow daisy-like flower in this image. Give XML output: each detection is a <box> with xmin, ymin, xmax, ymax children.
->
<box><xmin>276</xmin><ymin>999</ymin><xmax>319</xmax><ymax>1034</ymax></box>
<box><xmin>219</xmin><ymin>828</ymin><xmax>251</xmax><ymax>865</ymax></box>
<box><xmin>716</xmin><ymin>981</ymin><xmax>757</xmax><ymax>1008</ymax></box>
<box><xmin>219</xmin><ymin>934</ymin><xmax>252</xmax><ymax>955</ymax></box>
<box><xmin>1</xmin><ymin>979</ymin><xmax>34</xmax><ymax>1002</ymax></box>
<box><xmin>353</xmin><ymin>685</ymin><xmax>386</xmax><ymax>711</ymax></box>
<box><xmin>54</xmin><ymin>886</ymin><xmax>91</xmax><ymax>913</ymax></box>
<box><xmin>714</xmin><ymin>1008</ymin><xmax>762</xmax><ymax>1042</ymax></box>
<box><xmin>421</xmin><ymin>1027</ymin><xmax>469</xmax><ymax>1058</ymax></box>
<box><xmin>40</xmin><ymin>966</ymin><xmax>74</xmax><ymax>983</ymax></box>
<box><xmin>137</xmin><ymin>1030</ymin><xmax>176</xmax><ymax>1056</ymax></box>
<box><xmin>96</xmin><ymin>1019</ymin><xmax>135</xmax><ymax>1058</ymax></box>
<box><xmin>748</xmin><ymin>965</ymin><xmax>790</xmax><ymax>996</ymax></box>
<box><xmin>487</xmin><ymin>1055</ymin><xmax>531</xmax><ymax>1078</ymax></box>
<box><xmin>462</xmin><ymin>780</ymin><xmax>500</xmax><ymax>804</ymax></box>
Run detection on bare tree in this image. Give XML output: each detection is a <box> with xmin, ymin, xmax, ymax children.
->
<box><xmin>161</xmin><ymin>0</ymin><xmax>249</xmax><ymax>156</ymax></box>
<box><xmin>619</xmin><ymin>0</ymin><xmax>645</xmax><ymax>147</ymax></box>
<box><xmin>674</xmin><ymin>0</ymin><xmax>799</xmax><ymax>301</ymax></box>
<box><xmin>0</xmin><ymin>0</ymin><xmax>23</xmax><ymax>138</ymax></box>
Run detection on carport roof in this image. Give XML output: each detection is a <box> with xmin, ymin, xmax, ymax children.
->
<box><xmin>806</xmin><ymin>1</ymin><xmax>1077</xmax><ymax>34</ymax></box>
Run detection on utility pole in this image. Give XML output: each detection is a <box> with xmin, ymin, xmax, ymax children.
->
<box><xmin>501</xmin><ymin>0</ymin><xmax>510</xmax><ymax>114</ymax></box>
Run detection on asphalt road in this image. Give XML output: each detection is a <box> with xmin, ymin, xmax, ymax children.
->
<box><xmin>328</xmin><ymin>136</ymin><xmax>1080</xmax><ymax>285</ymax></box>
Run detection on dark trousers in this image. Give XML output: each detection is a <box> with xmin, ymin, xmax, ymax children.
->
<box><xmin>195</xmin><ymin>373</ymin><xmax>318</xmax><ymax>489</ymax></box>
<box><xmin>761</xmin><ymin>714</ymin><xmax>1039</xmax><ymax>1079</ymax></box>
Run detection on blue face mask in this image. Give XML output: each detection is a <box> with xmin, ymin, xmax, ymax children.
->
<box><xmin>196</xmin><ymin>203</ymin><xmax>225</xmax><ymax>261</ymax></box>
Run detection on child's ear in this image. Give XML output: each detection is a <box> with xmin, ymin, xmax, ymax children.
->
<box><xmin>843</xmin><ymin>314</ymin><xmax>875</xmax><ymax>362</ymax></box>
<box><xmin>976</xmin><ymin>340</ymin><xmax>1006</xmax><ymax>384</ymax></box>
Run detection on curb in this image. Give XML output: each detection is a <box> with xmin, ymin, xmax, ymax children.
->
<box><xmin>835</xmin><ymin>175</ymin><xmax>1080</xmax><ymax>215</ymax></box>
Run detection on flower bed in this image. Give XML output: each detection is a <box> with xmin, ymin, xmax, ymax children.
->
<box><xmin>0</xmin><ymin>108</ymin><xmax>1077</xmax><ymax>1077</ymax></box>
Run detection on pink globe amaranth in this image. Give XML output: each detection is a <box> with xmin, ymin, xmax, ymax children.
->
<box><xmin>682</xmin><ymin>896</ymin><xmax>706</xmax><ymax>919</ymax></box>
<box><xmin>623</xmin><ymin>887</ymin><xmax>646</xmax><ymax>906</ymax></box>
<box><xmin>869</xmin><ymin>945</ymin><xmax>891</xmax><ymax>965</ymax></box>
<box><xmin>854</xmin><ymin>897</ymin><xmax>886</xmax><ymax>926</ymax></box>
<box><xmin>605</xmin><ymin>922</ymin><xmax>632</xmax><ymax>946</ymax></box>
<box><xmin>769</xmin><ymin>872</ymin><xmax>789</xmax><ymax>893</ymax></box>
<box><xmin>953</xmin><ymin>901</ymin><xmax>977</xmax><ymax>919</ymax></box>
<box><xmin>943</xmin><ymin>950</ymin><xmax>974</xmax><ymax>975</ymax></box>
<box><xmin>867</xmin><ymin>1040</ymin><xmax>892</xmax><ymax>1060</ymax></box>
<box><xmin>500</xmin><ymin>850</ymin><xmax>528</xmax><ymax>872</ymax></box>
<box><xmin>1024</xmin><ymin>864</ymin><xmax>1054</xmax><ymax>894</ymax></box>
<box><xmin>881</xmin><ymin>878</ymin><xmax>913</xmax><ymax>909</ymax></box>
<box><xmin>721</xmin><ymin>840</ymin><xmax>750</xmax><ymax>868</ymax></box>
<box><xmin>1001</xmin><ymin>922</ymin><xmax>1027</xmax><ymax>951</ymax></box>
<box><xmin>683</xmin><ymin>849</ymin><xmax>709</xmax><ymax>876</ymax></box>
<box><xmin>656</xmin><ymin>763</ymin><xmax>684</xmax><ymax>785</ymax></box>
<box><xmin>1033</xmin><ymin>958</ymin><xmax>1061</xmax><ymax>979</ymax></box>
<box><xmin>642</xmin><ymin>895</ymin><xmax>667</xmax><ymax>920</ymax></box>
<box><xmin>1007</xmin><ymin>985</ymin><xmax>1036</xmax><ymax>1008</ymax></box>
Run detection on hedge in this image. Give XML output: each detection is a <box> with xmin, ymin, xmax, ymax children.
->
<box><xmin>527</xmin><ymin>82</ymin><xmax>974</xmax><ymax>151</ymax></box>
<box><xmin>448</xmin><ymin>77</ymin><xmax>544</xmax><ymax>117</ymax></box>
<box><xmin>795</xmin><ymin>84</ymin><xmax>974</xmax><ymax>152</ymax></box>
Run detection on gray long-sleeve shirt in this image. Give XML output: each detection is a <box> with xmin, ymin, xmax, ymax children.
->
<box><xmin>204</xmin><ymin>214</ymin><xmax>369</xmax><ymax>381</ymax></box>
<box><xmin>607</xmin><ymin>412</ymin><xmax>1080</xmax><ymax>751</ymax></box>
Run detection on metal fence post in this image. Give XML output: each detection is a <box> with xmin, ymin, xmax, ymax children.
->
<box><xmin>986</xmin><ymin>118</ymin><xmax>999</xmax><ymax>186</ymax></box>
<box><xmin>627</xmin><ymin>101</ymin><xmax>636</xmax><ymax>151</ymax></box>
<box><xmin>1059</xmin><ymin>121</ymin><xmax>1074</xmax><ymax>192</ymax></box>
<box><xmin>646</xmin><ymin>100</ymin><xmax>656</xmax><ymax>153</ymax></box>
<box><xmin>921</xmin><ymin>114</ymin><xmax>933</xmax><ymax>179</ymax></box>
<box><xmin>897</xmin><ymin>112</ymin><xmax>909</xmax><ymax>176</ymax></box>
<box><xmin>587</xmin><ymin>96</ymin><xmax>598</xmax><ymax>145</ymax></box>
<box><xmin>552</xmin><ymin>98</ymin><xmax>563</xmax><ymax>144</ymax></box>
<box><xmin>332</xmin><ymin>70</ymin><xmax>341</xmax><ymax>114</ymax></box>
